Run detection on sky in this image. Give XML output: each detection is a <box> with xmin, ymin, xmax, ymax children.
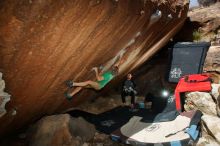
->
<box><xmin>189</xmin><ymin>0</ymin><xmax>199</xmax><ymax>8</ymax></box>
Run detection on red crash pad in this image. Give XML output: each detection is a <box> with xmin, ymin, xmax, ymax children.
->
<box><xmin>175</xmin><ymin>74</ymin><xmax>212</xmax><ymax>111</ymax></box>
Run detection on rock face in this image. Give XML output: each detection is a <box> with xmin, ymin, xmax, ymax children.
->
<box><xmin>0</xmin><ymin>72</ymin><xmax>11</xmax><ymax>118</ymax></box>
<box><xmin>184</xmin><ymin>84</ymin><xmax>220</xmax><ymax>146</ymax></box>
<box><xmin>28</xmin><ymin>114</ymin><xmax>96</xmax><ymax>146</ymax></box>
<box><xmin>203</xmin><ymin>45</ymin><xmax>220</xmax><ymax>86</ymax></box>
<box><xmin>189</xmin><ymin>2</ymin><xmax>220</xmax><ymax>24</ymax></box>
<box><xmin>188</xmin><ymin>2</ymin><xmax>220</xmax><ymax>42</ymax></box>
<box><xmin>203</xmin><ymin>45</ymin><xmax>220</xmax><ymax>75</ymax></box>
<box><xmin>185</xmin><ymin>92</ymin><xmax>217</xmax><ymax>116</ymax></box>
<box><xmin>197</xmin><ymin>130</ymin><xmax>220</xmax><ymax>146</ymax></box>
<box><xmin>201</xmin><ymin>115</ymin><xmax>220</xmax><ymax>144</ymax></box>
<box><xmin>0</xmin><ymin>0</ymin><xmax>189</xmax><ymax>136</ymax></box>
<box><xmin>198</xmin><ymin>0</ymin><xmax>217</xmax><ymax>7</ymax></box>
<box><xmin>211</xmin><ymin>84</ymin><xmax>220</xmax><ymax>116</ymax></box>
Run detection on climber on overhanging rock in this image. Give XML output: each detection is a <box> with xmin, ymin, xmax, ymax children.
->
<box><xmin>64</xmin><ymin>55</ymin><xmax>124</xmax><ymax>100</ymax></box>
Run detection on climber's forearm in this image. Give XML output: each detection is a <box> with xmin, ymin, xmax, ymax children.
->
<box><xmin>94</xmin><ymin>68</ymin><xmax>104</xmax><ymax>81</ymax></box>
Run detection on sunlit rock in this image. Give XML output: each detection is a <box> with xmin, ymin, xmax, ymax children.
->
<box><xmin>201</xmin><ymin>115</ymin><xmax>220</xmax><ymax>144</ymax></box>
<box><xmin>196</xmin><ymin>134</ymin><xmax>220</xmax><ymax>146</ymax></box>
<box><xmin>203</xmin><ymin>46</ymin><xmax>220</xmax><ymax>74</ymax></box>
<box><xmin>185</xmin><ymin>92</ymin><xmax>217</xmax><ymax>116</ymax></box>
<box><xmin>0</xmin><ymin>72</ymin><xmax>11</xmax><ymax>118</ymax></box>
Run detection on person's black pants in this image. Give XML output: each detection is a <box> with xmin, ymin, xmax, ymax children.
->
<box><xmin>121</xmin><ymin>91</ymin><xmax>135</xmax><ymax>104</ymax></box>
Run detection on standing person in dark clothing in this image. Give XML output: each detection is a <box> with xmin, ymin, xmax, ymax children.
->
<box><xmin>121</xmin><ymin>73</ymin><xmax>137</xmax><ymax>108</ymax></box>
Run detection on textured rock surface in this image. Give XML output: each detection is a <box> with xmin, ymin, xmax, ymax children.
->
<box><xmin>211</xmin><ymin>84</ymin><xmax>220</xmax><ymax>99</ymax></box>
<box><xmin>201</xmin><ymin>115</ymin><xmax>220</xmax><ymax>144</ymax></box>
<box><xmin>0</xmin><ymin>0</ymin><xmax>189</xmax><ymax>136</ymax></box>
<box><xmin>203</xmin><ymin>46</ymin><xmax>220</xmax><ymax>74</ymax></box>
<box><xmin>0</xmin><ymin>95</ymin><xmax>126</xmax><ymax>146</ymax></box>
<box><xmin>0</xmin><ymin>72</ymin><xmax>11</xmax><ymax>118</ymax></box>
<box><xmin>28</xmin><ymin>114</ymin><xmax>95</xmax><ymax>146</ymax></box>
<box><xmin>196</xmin><ymin>133</ymin><xmax>220</xmax><ymax>146</ymax></box>
<box><xmin>184</xmin><ymin>86</ymin><xmax>220</xmax><ymax>146</ymax></box>
<box><xmin>188</xmin><ymin>2</ymin><xmax>220</xmax><ymax>24</ymax></box>
<box><xmin>197</xmin><ymin>0</ymin><xmax>218</xmax><ymax>7</ymax></box>
<box><xmin>188</xmin><ymin>2</ymin><xmax>220</xmax><ymax>33</ymax></box>
<box><xmin>188</xmin><ymin>2</ymin><xmax>220</xmax><ymax>42</ymax></box>
<box><xmin>203</xmin><ymin>45</ymin><xmax>220</xmax><ymax>87</ymax></box>
<box><xmin>185</xmin><ymin>92</ymin><xmax>217</xmax><ymax>116</ymax></box>
<box><xmin>211</xmin><ymin>84</ymin><xmax>220</xmax><ymax>116</ymax></box>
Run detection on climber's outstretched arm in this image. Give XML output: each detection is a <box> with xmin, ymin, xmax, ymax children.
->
<box><xmin>114</xmin><ymin>54</ymin><xmax>124</xmax><ymax>68</ymax></box>
<box><xmin>92</xmin><ymin>67</ymin><xmax>104</xmax><ymax>81</ymax></box>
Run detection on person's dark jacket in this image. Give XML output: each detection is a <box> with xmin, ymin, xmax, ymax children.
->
<box><xmin>121</xmin><ymin>79</ymin><xmax>137</xmax><ymax>94</ymax></box>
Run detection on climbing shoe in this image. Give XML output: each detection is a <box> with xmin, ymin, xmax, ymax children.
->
<box><xmin>64</xmin><ymin>92</ymin><xmax>72</xmax><ymax>100</ymax></box>
<box><xmin>66</xmin><ymin>80</ymin><xmax>74</xmax><ymax>88</ymax></box>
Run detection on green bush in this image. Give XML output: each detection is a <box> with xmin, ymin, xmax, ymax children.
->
<box><xmin>193</xmin><ymin>30</ymin><xmax>201</xmax><ymax>42</ymax></box>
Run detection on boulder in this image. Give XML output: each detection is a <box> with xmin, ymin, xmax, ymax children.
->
<box><xmin>211</xmin><ymin>84</ymin><xmax>220</xmax><ymax>116</ymax></box>
<box><xmin>185</xmin><ymin>92</ymin><xmax>217</xmax><ymax>116</ymax></box>
<box><xmin>211</xmin><ymin>84</ymin><xmax>220</xmax><ymax>98</ymax></box>
<box><xmin>197</xmin><ymin>0</ymin><xmax>217</xmax><ymax>7</ymax></box>
<box><xmin>196</xmin><ymin>134</ymin><xmax>220</xmax><ymax>146</ymax></box>
<box><xmin>184</xmin><ymin>89</ymin><xmax>220</xmax><ymax>146</ymax></box>
<box><xmin>207</xmin><ymin>72</ymin><xmax>220</xmax><ymax>84</ymax></box>
<box><xmin>203</xmin><ymin>46</ymin><xmax>220</xmax><ymax>75</ymax></box>
<box><xmin>201</xmin><ymin>115</ymin><xmax>220</xmax><ymax>144</ymax></box>
<box><xmin>188</xmin><ymin>3</ymin><xmax>220</xmax><ymax>32</ymax></box>
<box><xmin>69</xmin><ymin>117</ymin><xmax>96</xmax><ymax>141</ymax></box>
<box><xmin>29</xmin><ymin>114</ymin><xmax>95</xmax><ymax>146</ymax></box>
<box><xmin>0</xmin><ymin>0</ymin><xmax>189</xmax><ymax>136</ymax></box>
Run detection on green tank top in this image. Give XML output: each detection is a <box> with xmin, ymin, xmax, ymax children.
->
<box><xmin>97</xmin><ymin>71</ymin><xmax>114</xmax><ymax>89</ymax></box>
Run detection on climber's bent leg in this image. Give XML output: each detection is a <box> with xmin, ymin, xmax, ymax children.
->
<box><xmin>65</xmin><ymin>80</ymin><xmax>101</xmax><ymax>99</ymax></box>
<box><xmin>74</xmin><ymin>80</ymin><xmax>101</xmax><ymax>90</ymax></box>
<box><xmin>68</xmin><ymin>87</ymin><xmax>83</xmax><ymax>97</ymax></box>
